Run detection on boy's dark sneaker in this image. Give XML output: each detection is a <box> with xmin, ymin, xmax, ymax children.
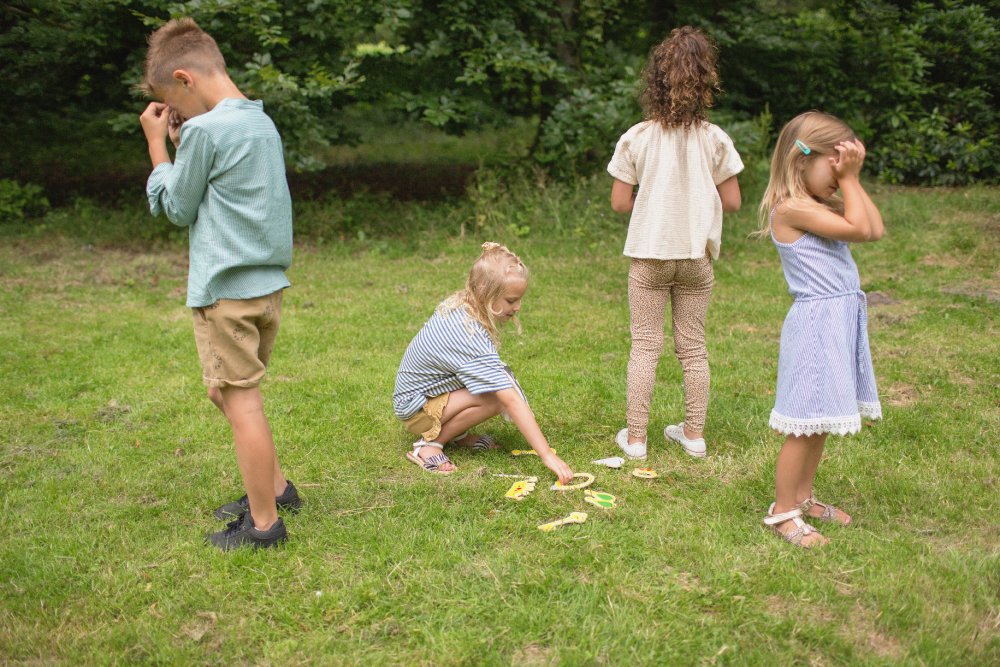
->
<box><xmin>206</xmin><ymin>513</ymin><xmax>287</xmax><ymax>551</ymax></box>
<box><xmin>213</xmin><ymin>481</ymin><xmax>302</xmax><ymax>520</ymax></box>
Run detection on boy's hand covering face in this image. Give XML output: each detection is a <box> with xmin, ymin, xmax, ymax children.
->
<box><xmin>167</xmin><ymin>109</ymin><xmax>185</xmax><ymax>147</ymax></box>
<box><xmin>139</xmin><ymin>102</ymin><xmax>170</xmax><ymax>141</ymax></box>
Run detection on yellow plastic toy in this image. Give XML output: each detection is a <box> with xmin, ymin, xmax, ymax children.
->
<box><xmin>632</xmin><ymin>468</ymin><xmax>658</xmax><ymax>479</ymax></box>
<box><xmin>583</xmin><ymin>490</ymin><xmax>618</xmax><ymax>509</ymax></box>
<box><xmin>537</xmin><ymin>511</ymin><xmax>588</xmax><ymax>532</ymax></box>
<box><xmin>504</xmin><ymin>478</ymin><xmax>537</xmax><ymax>501</ymax></box>
<box><xmin>550</xmin><ymin>472</ymin><xmax>595</xmax><ymax>491</ymax></box>
<box><xmin>511</xmin><ymin>449</ymin><xmax>557</xmax><ymax>457</ymax></box>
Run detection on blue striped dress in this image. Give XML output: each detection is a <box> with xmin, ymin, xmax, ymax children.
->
<box><xmin>770</xmin><ymin>226</ymin><xmax>881</xmax><ymax>436</ymax></box>
<box><xmin>393</xmin><ymin>304</ymin><xmax>516</xmax><ymax>420</ymax></box>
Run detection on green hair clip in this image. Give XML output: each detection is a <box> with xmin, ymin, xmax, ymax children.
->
<box><xmin>794</xmin><ymin>139</ymin><xmax>811</xmax><ymax>155</ymax></box>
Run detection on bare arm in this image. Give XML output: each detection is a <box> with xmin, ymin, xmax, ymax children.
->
<box><xmin>610</xmin><ymin>178</ymin><xmax>636</xmax><ymax>214</ymax></box>
<box><xmin>716</xmin><ymin>175</ymin><xmax>741</xmax><ymax>213</ymax></box>
<box><xmin>496</xmin><ymin>388</ymin><xmax>573</xmax><ymax>483</ymax></box>
<box><xmin>780</xmin><ymin>140</ymin><xmax>883</xmax><ymax>243</ymax></box>
<box><xmin>857</xmin><ymin>183</ymin><xmax>884</xmax><ymax>240</ymax></box>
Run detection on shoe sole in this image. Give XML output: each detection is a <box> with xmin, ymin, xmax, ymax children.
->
<box><xmin>207</xmin><ymin>533</ymin><xmax>288</xmax><ymax>551</ymax></box>
<box><xmin>206</xmin><ymin>522</ymin><xmax>288</xmax><ymax>551</ymax></box>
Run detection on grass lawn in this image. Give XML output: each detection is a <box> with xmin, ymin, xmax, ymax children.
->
<box><xmin>0</xmin><ymin>180</ymin><xmax>997</xmax><ymax>665</ymax></box>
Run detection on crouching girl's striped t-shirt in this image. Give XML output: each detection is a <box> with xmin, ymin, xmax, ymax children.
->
<box><xmin>393</xmin><ymin>304</ymin><xmax>513</xmax><ymax>420</ymax></box>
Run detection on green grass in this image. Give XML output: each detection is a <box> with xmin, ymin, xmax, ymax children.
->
<box><xmin>323</xmin><ymin>109</ymin><xmax>535</xmax><ymax>167</ymax></box>
<box><xmin>0</xmin><ymin>180</ymin><xmax>998</xmax><ymax>665</ymax></box>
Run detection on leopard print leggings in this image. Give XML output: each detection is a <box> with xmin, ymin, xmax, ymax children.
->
<box><xmin>627</xmin><ymin>257</ymin><xmax>713</xmax><ymax>440</ymax></box>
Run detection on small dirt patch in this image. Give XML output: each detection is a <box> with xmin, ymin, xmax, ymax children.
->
<box><xmin>847</xmin><ymin>605</ymin><xmax>905</xmax><ymax>660</ymax></box>
<box><xmin>887</xmin><ymin>383</ymin><xmax>919</xmax><ymax>408</ymax></box>
<box><xmin>866</xmin><ymin>291</ymin><xmax>899</xmax><ymax>306</ymax></box>
<box><xmin>512</xmin><ymin>643</ymin><xmax>556</xmax><ymax>667</ymax></box>
<box><xmin>942</xmin><ymin>281</ymin><xmax>1000</xmax><ymax>304</ymax></box>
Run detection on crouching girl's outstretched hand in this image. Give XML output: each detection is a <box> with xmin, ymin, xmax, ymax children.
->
<box><xmin>539</xmin><ymin>450</ymin><xmax>574</xmax><ymax>485</ymax></box>
<box><xmin>496</xmin><ymin>388</ymin><xmax>574</xmax><ymax>485</ymax></box>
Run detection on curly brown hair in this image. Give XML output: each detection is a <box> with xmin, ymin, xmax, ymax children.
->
<box><xmin>639</xmin><ymin>26</ymin><xmax>720</xmax><ymax>128</ymax></box>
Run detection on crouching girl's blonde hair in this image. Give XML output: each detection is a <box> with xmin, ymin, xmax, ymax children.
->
<box><xmin>438</xmin><ymin>242</ymin><xmax>529</xmax><ymax>343</ymax></box>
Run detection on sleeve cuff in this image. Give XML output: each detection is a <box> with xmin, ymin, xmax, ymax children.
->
<box><xmin>607</xmin><ymin>164</ymin><xmax>638</xmax><ymax>185</ymax></box>
<box><xmin>145</xmin><ymin>162</ymin><xmax>173</xmax><ymax>216</ymax></box>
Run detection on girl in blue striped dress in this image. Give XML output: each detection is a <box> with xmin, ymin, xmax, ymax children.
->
<box><xmin>393</xmin><ymin>243</ymin><xmax>574</xmax><ymax>484</ymax></box>
<box><xmin>758</xmin><ymin>111</ymin><xmax>885</xmax><ymax>548</ymax></box>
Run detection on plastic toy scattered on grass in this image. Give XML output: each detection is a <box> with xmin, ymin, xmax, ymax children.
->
<box><xmin>504</xmin><ymin>478</ymin><xmax>537</xmax><ymax>501</ymax></box>
<box><xmin>511</xmin><ymin>449</ymin><xmax>557</xmax><ymax>457</ymax></box>
<box><xmin>592</xmin><ymin>456</ymin><xmax>624</xmax><ymax>469</ymax></box>
<box><xmin>537</xmin><ymin>511</ymin><xmax>588</xmax><ymax>532</ymax></box>
<box><xmin>631</xmin><ymin>468</ymin><xmax>658</xmax><ymax>479</ymax></box>
<box><xmin>492</xmin><ymin>473</ymin><xmax>539</xmax><ymax>480</ymax></box>
<box><xmin>550</xmin><ymin>472</ymin><xmax>595</xmax><ymax>491</ymax></box>
<box><xmin>583</xmin><ymin>490</ymin><xmax>618</xmax><ymax>509</ymax></box>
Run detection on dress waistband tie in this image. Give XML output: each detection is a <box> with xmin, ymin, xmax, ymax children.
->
<box><xmin>794</xmin><ymin>290</ymin><xmax>868</xmax><ymax>328</ymax></box>
<box><xmin>794</xmin><ymin>289</ymin><xmax>865</xmax><ymax>302</ymax></box>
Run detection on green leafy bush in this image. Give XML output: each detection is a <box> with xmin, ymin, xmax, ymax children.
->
<box><xmin>720</xmin><ymin>0</ymin><xmax>1000</xmax><ymax>185</ymax></box>
<box><xmin>0</xmin><ymin>180</ymin><xmax>50</xmax><ymax>224</ymax></box>
<box><xmin>534</xmin><ymin>69</ymin><xmax>643</xmax><ymax>178</ymax></box>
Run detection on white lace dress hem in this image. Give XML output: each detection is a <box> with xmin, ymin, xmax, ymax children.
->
<box><xmin>769</xmin><ymin>401</ymin><xmax>882</xmax><ymax>436</ymax></box>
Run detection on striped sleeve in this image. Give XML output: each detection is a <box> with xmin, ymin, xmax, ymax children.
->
<box><xmin>456</xmin><ymin>353</ymin><xmax>512</xmax><ymax>395</ymax></box>
<box><xmin>146</xmin><ymin>125</ymin><xmax>214</xmax><ymax>227</ymax></box>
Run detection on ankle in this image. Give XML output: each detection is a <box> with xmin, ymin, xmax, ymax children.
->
<box><xmin>683</xmin><ymin>427</ymin><xmax>703</xmax><ymax>440</ymax></box>
<box><xmin>772</xmin><ymin>500</ymin><xmax>797</xmax><ymax>515</ymax></box>
<box><xmin>417</xmin><ymin>443</ymin><xmax>444</xmax><ymax>459</ymax></box>
<box><xmin>250</xmin><ymin>513</ymin><xmax>277</xmax><ymax>531</ymax></box>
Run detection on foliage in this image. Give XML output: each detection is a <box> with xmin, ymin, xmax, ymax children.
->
<box><xmin>0</xmin><ymin>180</ymin><xmax>50</xmax><ymax>224</ymax></box>
<box><xmin>710</xmin><ymin>106</ymin><xmax>774</xmax><ymax>192</ymax></box>
<box><xmin>2</xmin><ymin>0</ymin><xmax>998</xmax><ymax>183</ymax></box>
<box><xmin>532</xmin><ymin>66</ymin><xmax>643</xmax><ymax>177</ymax></box>
<box><xmin>718</xmin><ymin>0</ymin><xmax>1000</xmax><ymax>185</ymax></box>
<box><xmin>0</xmin><ymin>1</ymin><xmax>144</xmax><ymax>117</ymax></box>
<box><xmin>127</xmin><ymin>0</ymin><xmax>391</xmax><ymax>170</ymax></box>
<box><xmin>0</xmin><ymin>0</ymin><xmax>385</xmax><ymax>171</ymax></box>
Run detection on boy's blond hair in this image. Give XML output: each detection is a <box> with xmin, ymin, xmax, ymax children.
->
<box><xmin>438</xmin><ymin>242</ymin><xmax>529</xmax><ymax>344</ymax></box>
<box><xmin>757</xmin><ymin>111</ymin><xmax>857</xmax><ymax>235</ymax></box>
<box><xmin>141</xmin><ymin>18</ymin><xmax>226</xmax><ymax>97</ymax></box>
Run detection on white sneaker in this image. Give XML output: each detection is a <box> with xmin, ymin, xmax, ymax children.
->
<box><xmin>615</xmin><ymin>428</ymin><xmax>647</xmax><ymax>460</ymax></box>
<box><xmin>664</xmin><ymin>423</ymin><xmax>706</xmax><ymax>458</ymax></box>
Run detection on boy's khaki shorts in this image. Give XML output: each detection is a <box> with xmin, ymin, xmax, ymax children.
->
<box><xmin>192</xmin><ymin>290</ymin><xmax>283</xmax><ymax>389</ymax></box>
<box><xmin>402</xmin><ymin>393</ymin><xmax>450</xmax><ymax>442</ymax></box>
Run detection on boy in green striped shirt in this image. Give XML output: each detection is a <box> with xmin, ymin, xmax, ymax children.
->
<box><xmin>139</xmin><ymin>18</ymin><xmax>300</xmax><ymax>551</ymax></box>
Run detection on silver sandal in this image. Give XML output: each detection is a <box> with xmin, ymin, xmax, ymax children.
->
<box><xmin>797</xmin><ymin>495</ymin><xmax>852</xmax><ymax>525</ymax></box>
<box><xmin>764</xmin><ymin>503</ymin><xmax>825</xmax><ymax>548</ymax></box>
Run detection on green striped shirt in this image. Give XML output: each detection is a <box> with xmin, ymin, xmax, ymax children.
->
<box><xmin>146</xmin><ymin>98</ymin><xmax>293</xmax><ymax>307</ymax></box>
